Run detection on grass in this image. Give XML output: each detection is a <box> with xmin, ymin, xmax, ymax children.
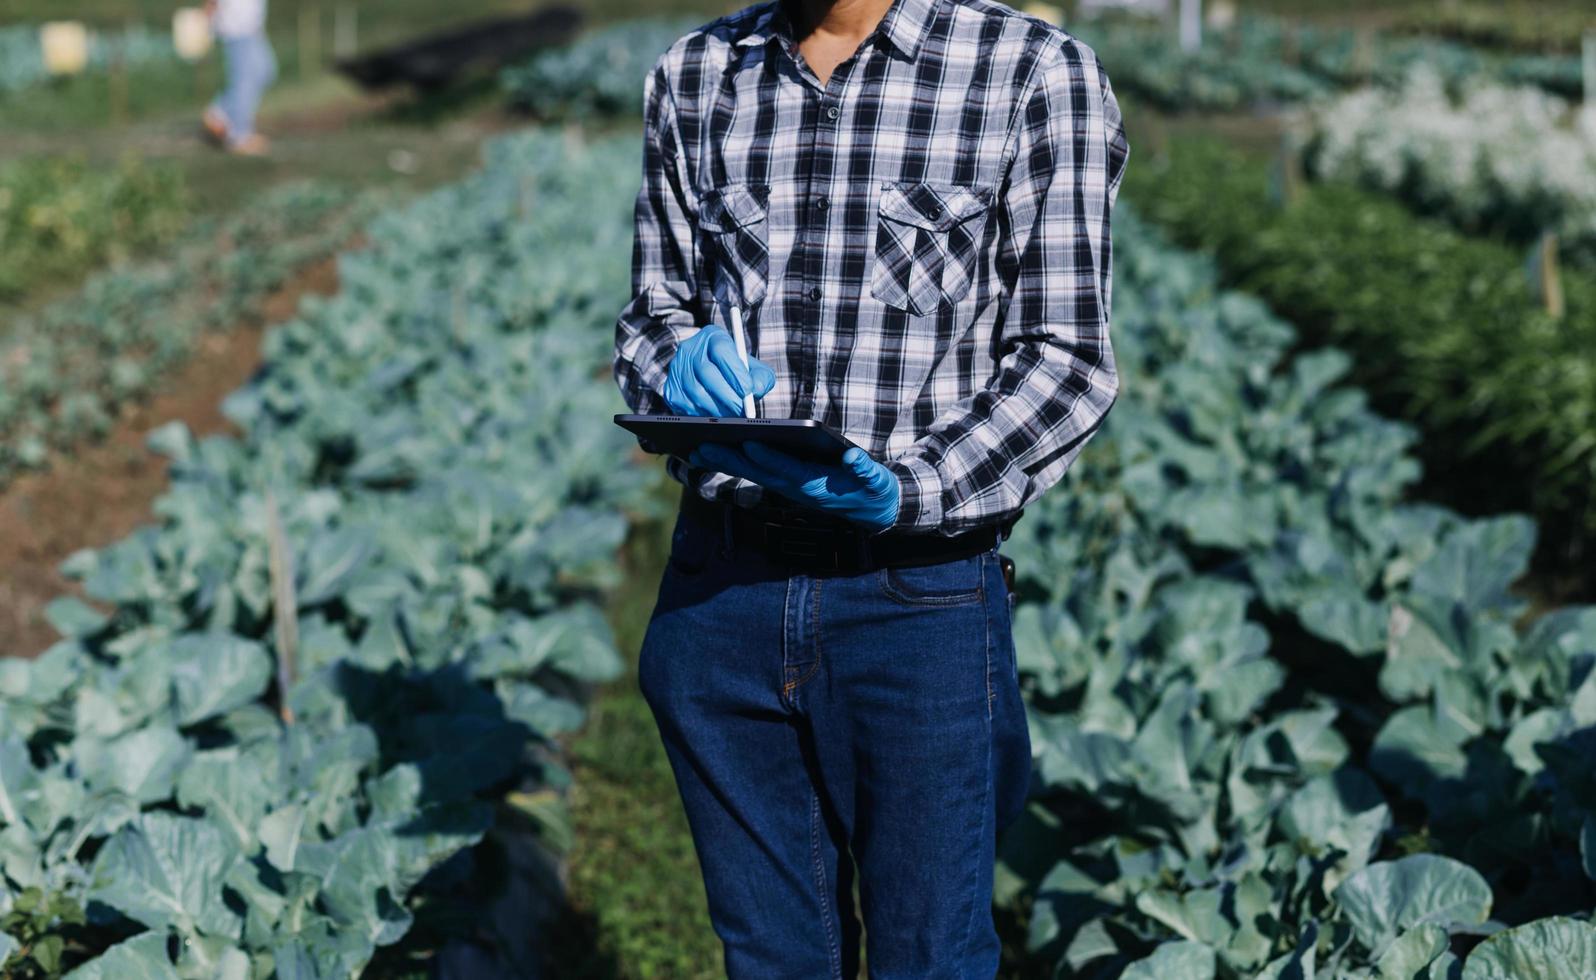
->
<box><xmin>545</xmin><ymin>474</ymin><xmax>725</xmax><ymax>979</ymax></box>
<box><xmin>0</xmin><ymin>58</ymin><xmax>222</xmax><ymax>133</ymax></box>
<box><xmin>0</xmin><ymin>154</ymin><xmax>188</xmax><ymax>303</ymax></box>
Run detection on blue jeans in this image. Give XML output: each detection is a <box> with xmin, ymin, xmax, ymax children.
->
<box><xmin>212</xmin><ymin>33</ymin><xmax>277</xmax><ymax>142</ymax></box>
<box><xmin>638</xmin><ymin>503</ymin><xmax>1032</xmax><ymax>979</ymax></box>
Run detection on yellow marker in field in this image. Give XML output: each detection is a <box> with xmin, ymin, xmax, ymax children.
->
<box><xmin>40</xmin><ymin>21</ymin><xmax>89</xmax><ymax>76</ymax></box>
<box><xmin>1206</xmin><ymin>0</ymin><xmax>1237</xmax><ymax>30</ymax></box>
<box><xmin>173</xmin><ymin>7</ymin><xmax>214</xmax><ymax>62</ymax></box>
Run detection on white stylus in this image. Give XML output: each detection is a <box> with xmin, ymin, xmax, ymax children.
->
<box><xmin>728</xmin><ymin>305</ymin><xmax>757</xmax><ymax>419</ymax></box>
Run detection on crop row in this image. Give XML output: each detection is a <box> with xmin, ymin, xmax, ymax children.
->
<box><xmin>0</xmin><ymin>155</ymin><xmax>187</xmax><ymax>302</ymax></box>
<box><xmin>1119</xmin><ymin>137</ymin><xmax>1596</xmax><ymax>570</ymax></box>
<box><xmin>1001</xmin><ymin>210</ymin><xmax>1596</xmax><ymax>977</ymax></box>
<box><xmin>1391</xmin><ymin>2</ymin><xmax>1596</xmax><ymax>56</ymax></box>
<box><xmin>0</xmin><ymin>131</ymin><xmax>652</xmax><ymax>978</ymax></box>
<box><xmin>0</xmin><ymin>24</ymin><xmax>176</xmax><ymax>98</ymax></box>
<box><xmin>501</xmin><ymin>14</ymin><xmax>1588</xmax><ymax>126</ymax></box>
<box><xmin>1072</xmin><ymin>13</ymin><xmax>1586</xmax><ymax>112</ymax></box>
<box><xmin>0</xmin><ymin>182</ymin><xmax>381</xmax><ymax>488</ymax></box>
<box><xmin>1303</xmin><ymin>71</ymin><xmax>1596</xmax><ymax>266</ymax></box>
<box><xmin>501</xmin><ymin>17</ymin><xmax>698</xmax><ymax>119</ymax></box>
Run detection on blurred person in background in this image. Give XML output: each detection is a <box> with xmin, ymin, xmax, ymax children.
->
<box><xmin>201</xmin><ymin>0</ymin><xmax>276</xmax><ymax>155</ymax></box>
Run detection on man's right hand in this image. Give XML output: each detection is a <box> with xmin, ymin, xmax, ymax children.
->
<box><xmin>662</xmin><ymin>324</ymin><xmax>775</xmax><ymax>417</ymax></box>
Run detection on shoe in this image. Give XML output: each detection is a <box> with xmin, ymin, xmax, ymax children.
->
<box><xmin>202</xmin><ymin>107</ymin><xmax>229</xmax><ymax>144</ymax></box>
<box><xmin>228</xmin><ymin>133</ymin><xmax>271</xmax><ymax>157</ymax></box>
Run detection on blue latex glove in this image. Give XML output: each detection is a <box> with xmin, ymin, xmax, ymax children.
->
<box><xmin>663</xmin><ymin>324</ymin><xmax>776</xmax><ymax>417</ymax></box>
<box><xmin>690</xmin><ymin>442</ymin><xmax>901</xmax><ymax>532</ymax></box>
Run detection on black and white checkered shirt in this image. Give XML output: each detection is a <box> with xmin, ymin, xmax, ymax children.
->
<box><xmin>614</xmin><ymin>0</ymin><xmax>1128</xmax><ymax>535</ymax></box>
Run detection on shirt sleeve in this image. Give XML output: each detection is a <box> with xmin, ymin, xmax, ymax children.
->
<box><xmin>884</xmin><ymin>39</ymin><xmax>1128</xmax><ymax>535</ymax></box>
<box><xmin>614</xmin><ymin>62</ymin><xmax>701</xmax><ymax>417</ymax></box>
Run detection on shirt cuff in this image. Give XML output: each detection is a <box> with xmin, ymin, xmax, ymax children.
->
<box><xmin>883</xmin><ymin>454</ymin><xmax>944</xmax><ymax>534</ymax></box>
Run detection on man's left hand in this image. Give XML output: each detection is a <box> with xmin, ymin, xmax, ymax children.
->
<box><xmin>690</xmin><ymin>443</ymin><xmax>901</xmax><ymax>532</ymax></box>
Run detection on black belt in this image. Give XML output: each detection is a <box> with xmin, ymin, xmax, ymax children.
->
<box><xmin>680</xmin><ymin>490</ymin><xmax>1011</xmax><ymax>575</ymax></box>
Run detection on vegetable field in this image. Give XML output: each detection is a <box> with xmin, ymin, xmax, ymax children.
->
<box><xmin>0</xmin><ymin>183</ymin><xmax>382</xmax><ymax>484</ymax></box>
<box><xmin>0</xmin><ymin>156</ymin><xmax>187</xmax><ymax>302</ymax></box>
<box><xmin>1121</xmin><ymin>140</ymin><xmax>1596</xmax><ymax>568</ymax></box>
<box><xmin>4</xmin><ymin>4</ymin><xmax>1595</xmax><ymax>978</ymax></box>
<box><xmin>0</xmin><ymin>131</ymin><xmax>651</xmax><ymax>977</ymax></box>
<box><xmin>1001</xmin><ymin>211</ymin><xmax>1596</xmax><ymax>978</ymax></box>
<box><xmin>0</xmin><ymin>24</ymin><xmax>176</xmax><ymax>99</ymax></box>
<box><xmin>1073</xmin><ymin>13</ymin><xmax>1588</xmax><ymax>113</ymax></box>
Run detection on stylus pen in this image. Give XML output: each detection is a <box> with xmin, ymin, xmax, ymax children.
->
<box><xmin>727</xmin><ymin>305</ymin><xmax>757</xmax><ymax>419</ymax></box>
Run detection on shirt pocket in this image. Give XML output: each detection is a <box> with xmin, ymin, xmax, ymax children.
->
<box><xmin>869</xmin><ymin>182</ymin><xmax>992</xmax><ymax>317</ymax></box>
<box><xmin>697</xmin><ymin>183</ymin><xmax>770</xmax><ymax>311</ymax></box>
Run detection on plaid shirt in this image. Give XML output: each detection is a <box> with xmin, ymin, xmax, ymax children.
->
<box><xmin>614</xmin><ymin>0</ymin><xmax>1128</xmax><ymax>536</ymax></box>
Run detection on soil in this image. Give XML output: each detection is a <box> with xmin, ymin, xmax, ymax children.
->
<box><xmin>0</xmin><ymin>257</ymin><xmax>340</xmax><ymax>659</ymax></box>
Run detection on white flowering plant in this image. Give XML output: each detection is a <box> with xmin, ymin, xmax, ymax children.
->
<box><xmin>1303</xmin><ymin>69</ymin><xmax>1596</xmax><ymax>264</ymax></box>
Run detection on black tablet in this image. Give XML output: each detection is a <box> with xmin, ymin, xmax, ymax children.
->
<box><xmin>614</xmin><ymin>415</ymin><xmax>860</xmax><ymax>462</ymax></box>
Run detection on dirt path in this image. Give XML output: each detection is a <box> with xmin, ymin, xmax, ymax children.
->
<box><xmin>0</xmin><ymin>258</ymin><xmax>340</xmax><ymax>658</ymax></box>
<box><xmin>0</xmin><ymin>71</ymin><xmax>516</xmax><ymax>658</ymax></box>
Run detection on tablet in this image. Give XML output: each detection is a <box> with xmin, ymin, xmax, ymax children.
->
<box><xmin>614</xmin><ymin>415</ymin><xmax>860</xmax><ymax>462</ymax></box>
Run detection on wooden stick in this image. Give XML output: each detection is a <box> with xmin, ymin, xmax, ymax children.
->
<box><xmin>265</xmin><ymin>490</ymin><xmax>299</xmax><ymax>724</ymax></box>
<box><xmin>1539</xmin><ymin>233</ymin><xmax>1565</xmax><ymax>320</ymax></box>
<box><xmin>334</xmin><ymin>2</ymin><xmax>358</xmax><ymax>59</ymax></box>
<box><xmin>299</xmin><ymin>4</ymin><xmax>321</xmax><ymax>81</ymax></box>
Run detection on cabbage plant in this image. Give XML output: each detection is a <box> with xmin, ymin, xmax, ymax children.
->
<box><xmin>1003</xmin><ymin>213</ymin><xmax>1596</xmax><ymax>977</ymax></box>
<box><xmin>0</xmin><ymin>132</ymin><xmax>652</xmax><ymax>977</ymax></box>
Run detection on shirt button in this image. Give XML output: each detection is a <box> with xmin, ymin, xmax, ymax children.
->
<box><xmin>825</xmin><ymin>105</ymin><xmax>840</xmax><ymax>121</ymax></box>
<box><xmin>808</xmin><ymin>286</ymin><xmax>822</xmax><ymax>301</ymax></box>
<box><xmin>815</xmin><ymin>196</ymin><xmax>829</xmax><ymax>211</ymax></box>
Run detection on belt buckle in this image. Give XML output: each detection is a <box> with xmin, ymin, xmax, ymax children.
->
<box><xmin>762</xmin><ymin>518</ymin><xmax>855</xmax><ymax>572</ymax></box>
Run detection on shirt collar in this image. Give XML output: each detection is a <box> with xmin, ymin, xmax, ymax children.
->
<box><xmin>732</xmin><ymin>3</ymin><xmax>785</xmax><ymax>51</ymax></box>
<box><xmin>874</xmin><ymin>0</ymin><xmax>942</xmax><ymax>61</ymax></box>
<box><xmin>733</xmin><ymin>0</ymin><xmax>943</xmax><ymax>62</ymax></box>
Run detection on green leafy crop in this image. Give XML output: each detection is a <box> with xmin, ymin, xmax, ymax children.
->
<box><xmin>501</xmin><ymin>18</ymin><xmax>701</xmax><ymax>119</ymax></box>
<box><xmin>0</xmin><ymin>182</ymin><xmax>381</xmax><ymax>487</ymax></box>
<box><xmin>0</xmin><ymin>155</ymin><xmax>187</xmax><ymax>301</ymax></box>
<box><xmin>1121</xmin><ymin>138</ymin><xmax>1596</xmax><ymax>566</ymax></box>
<box><xmin>0</xmin><ymin>131</ymin><xmax>655</xmax><ymax>977</ymax></box>
<box><xmin>0</xmin><ymin>25</ymin><xmax>176</xmax><ymax>100</ymax></box>
<box><xmin>1000</xmin><ymin>211</ymin><xmax>1596</xmax><ymax>977</ymax></box>
<box><xmin>1072</xmin><ymin>13</ymin><xmax>1584</xmax><ymax>113</ymax></box>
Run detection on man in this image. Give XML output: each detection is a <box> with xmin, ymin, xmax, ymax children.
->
<box><xmin>202</xmin><ymin>0</ymin><xmax>276</xmax><ymax>156</ymax></box>
<box><xmin>613</xmin><ymin>0</ymin><xmax>1126</xmax><ymax>975</ymax></box>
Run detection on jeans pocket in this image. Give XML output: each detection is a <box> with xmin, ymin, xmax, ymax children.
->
<box><xmin>878</xmin><ymin>554</ymin><xmax>986</xmax><ymax>606</ymax></box>
<box><xmin>697</xmin><ymin>183</ymin><xmax>770</xmax><ymax>310</ymax></box>
<box><xmin>869</xmin><ymin>182</ymin><xmax>992</xmax><ymax>316</ymax></box>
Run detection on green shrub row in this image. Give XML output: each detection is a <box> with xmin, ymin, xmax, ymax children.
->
<box><xmin>1071</xmin><ymin>13</ymin><xmax>1586</xmax><ymax>112</ymax></box>
<box><xmin>1118</xmin><ymin>138</ymin><xmax>1596</xmax><ymax>565</ymax></box>
<box><xmin>0</xmin><ymin>156</ymin><xmax>188</xmax><ymax>302</ymax></box>
<box><xmin>0</xmin><ymin>25</ymin><xmax>176</xmax><ymax>98</ymax></box>
<box><xmin>1001</xmin><ymin>210</ymin><xmax>1596</xmax><ymax>977</ymax></box>
<box><xmin>0</xmin><ymin>182</ymin><xmax>381</xmax><ymax>488</ymax></box>
<box><xmin>0</xmin><ymin>131</ymin><xmax>656</xmax><ymax>978</ymax></box>
<box><xmin>1391</xmin><ymin>2</ymin><xmax>1596</xmax><ymax>56</ymax></box>
<box><xmin>501</xmin><ymin>17</ymin><xmax>698</xmax><ymax>119</ymax></box>
<box><xmin>504</xmin><ymin>13</ymin><xmax>1589</xmax><ymax>123</ymax></box>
